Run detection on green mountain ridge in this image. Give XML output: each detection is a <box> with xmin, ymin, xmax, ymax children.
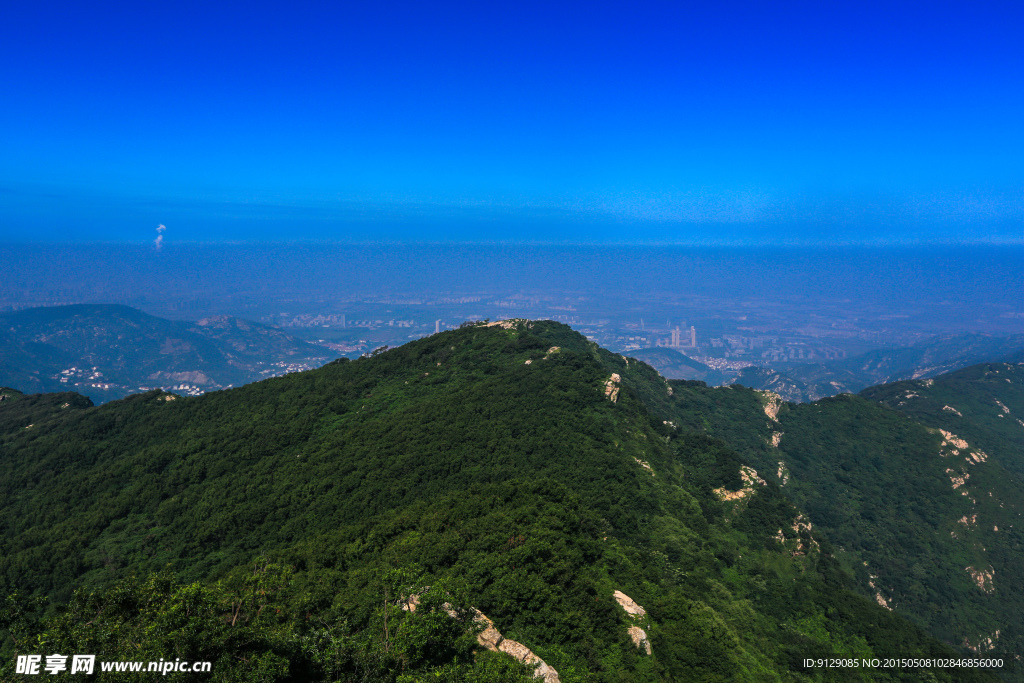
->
<box><xmin>0</xmin><ymin>321</ymin><xmax>1016</xmax><ymax>681</ymax></box>
<box><xmin>654</xmin><ymin>363</ymin><xmax>1024</xmax><ymax>664</ymax></box>
<box><xmin>861</xmin><ymin>363</ymin><xmax>1024</xmax><ymax>487</ymax></box>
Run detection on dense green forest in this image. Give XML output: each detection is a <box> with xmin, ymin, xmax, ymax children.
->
<box><xmin>0</xmin><ymin>321</ymin><xmax>1016</xmax><ymax>681</ymax></box>
<box><xmin>650</xmin><ymin>362</ymin><xmax>1024</xmax><ymax>663</ymax></box>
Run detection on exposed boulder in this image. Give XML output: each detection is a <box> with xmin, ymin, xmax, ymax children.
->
<box><xmin>604</xmin><ymin>373</ymin><xmax>621</xmax><ymax>402</ymax></box>
<box><xmin>627</xmin><ymin>625</ymin><xmax>651</xmax><ymax>655</ymax></box>
<box><xmin>404</xmin><ymin>596</ymin><xmax>559</xmax><ymax>681</ymax></box>
<box><xmin>613</xmin><ymin>590</ymin><xmax>651</xmax><ymax>655</ymax></box>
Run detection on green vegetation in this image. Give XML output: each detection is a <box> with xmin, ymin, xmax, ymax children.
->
<box><xmin>861</xmin><ymin>363</ymin><xmax>1024</xmax><ymax>480</ymax></box>
<box><xmin>652</xmin><ymin>366</ymin><xmax>1024</xmax><ymax>671</ymax></box>
<box><xmin>0</xmin><ymin>322</ymin><xmax>1012</xmax><ymax>680</ymax></box>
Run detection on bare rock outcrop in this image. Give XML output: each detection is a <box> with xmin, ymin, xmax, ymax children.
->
<box><xmin>613</xmin><ymin>590</ymin><xmax>646</xmax><ymax>617</ymax></box>
<box><xmin>404</xmin><ymin>597</ymin><xmax>559</xmax><ymax>681</ymax></box>
<box><xmin>713</xmin><ymin>465</ymin><xmax>766</xmax><ymax>502</ymax></box>
<box><xmin>633</xmin><ymin>457</ymin><xmax>653</xmax><ymax>473</ymax></box>
<box><xmin>604</xmin><ymin>373</ymin><xmax>621</xmax><ymax>402</ymax></box>
<box><xmin>939</xmin><ymin>429</ymin><xmax>969</xmax><ymax>452</ymax></box>
<box><xmin>627</xmin><ymin>625</ymin><xmax>652</xmax><ymax>655</ymax></box>
<box><xmin>776</xmin><ymin>460</ymin><xmax>789</xmax><ymax>485</ymax></box>
<box><xmin>613</xmin><ymin>591</ymin><xmax>651</xmax><ymax>655</ymax></box>
<box><xmin>476</xmin><ymin>611</ymin><xmax>560</xmax><ymax>682</ymax></box>
<box><xmin>868</xmin><ymin>572</ymin><xmax>893</xmax><ymax>610</ymax></box>
<box><xmin>484</xmin><ymin>318</ymin><xmax>534</xmax><ymax>330</ymax></box>
<box><xmin>966</xmin><ymin>566</ymin><xmax>995</xmax><ymax>593</ymax></box>
<box><xmin>757</xmin><ymin>390</ymin><xmax>783</xmax><ymax>422</ymax></box>
<box><xmin>497</xmin><ymin>638</ymin><xmax>560</xmax><ymax>681</ymax></box>
<box><xmin>964</xmin><ymin>629</ymin><xmax>1001</xmax><ymax>653</ymax></box>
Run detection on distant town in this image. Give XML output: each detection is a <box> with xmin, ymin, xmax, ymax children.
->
<box><xmin>10</xmin><ymin>287</ymin><xmax>1013</xmax><ymax>382</ymax></box>
<box><xmin>5</xmin><ymin>244</ymin><xmax>1021</xmax><ymax>396</ymax></box>
<box><xmin>4</xmin><ymin>244</ymin><xmax>1021</xmax><ymax>394</ymax></box>
<box><xmin>243</xmin><ymin>291</ymin><xmax>949</xmax><ymax>379</ymax></box>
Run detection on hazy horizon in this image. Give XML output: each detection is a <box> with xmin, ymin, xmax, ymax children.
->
<box><xmin>3</xmin><ymin>244</ymin><xmax>1021</xmax><ymax>344</ymax></box>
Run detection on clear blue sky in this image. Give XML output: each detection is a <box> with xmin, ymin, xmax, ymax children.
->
<box><xmin>2</xmin><ymin>1</ymin><xmax>1021</xmax><ymax>245</ymax></box>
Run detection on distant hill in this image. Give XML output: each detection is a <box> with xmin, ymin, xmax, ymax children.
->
<box><xmin>787</xmin><ymin>333</ymin><xmax>1024</xmax><ymax>395</ymax></box>
<box><xmin>626</xmin><ymin>347</ymin><xmax>727</xmax><ymax>384</ymax></box>
<box><xmin>726</xmin><ymin>366</ymin><xmax>822</xmax><ymax>403</ymax></box>
<box><xmin>996</xmin><ymin>347</ymin><xmax>1024</xmax><ymax>364</ymax></box>
<box><xmin>724</xmin><ymin>333</ymin><xmax>1024</xmax><ymax>402</ymax></box>
<box><xmin>0</xmin><ymin>304</ymin><xmax>331</xmax><ymax>402</ymax></box>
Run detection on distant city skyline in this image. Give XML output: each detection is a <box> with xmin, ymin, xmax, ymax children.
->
<box><xmin>2</xmin><ymin>2</ymin><xmax>1021</xmax><ymax>245</ymax></box>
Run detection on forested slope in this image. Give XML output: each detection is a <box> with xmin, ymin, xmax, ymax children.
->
<box><xmin>861</xmin><ymin>362</ymin><xmax>1024</xmax><ymax>480</ymax></box>
<box><xmin>0</xmin><ymin>322</ymin><xmax>1007</xmax><ymax>681</ymax></box>
<box><xmin>650</xmin><ymin>364</ymin><xmax>1024</xmax><ymax>669</ymax></box>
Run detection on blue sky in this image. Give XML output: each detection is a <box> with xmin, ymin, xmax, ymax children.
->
<box><xmin>1</xmin><ymin>1</ymin><xmax>1021</xmax><ymax>245</ymax></box>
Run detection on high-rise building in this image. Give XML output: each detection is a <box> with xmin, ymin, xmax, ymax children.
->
<box><xmin>668</xmin><ymin>325</ymin><xmax>697</xmax><ymax>348</ymax></box>
<box><xmin>435</xmin><ymin>319</ymin><xmax>442</xmax><ymax>334</ymax></box>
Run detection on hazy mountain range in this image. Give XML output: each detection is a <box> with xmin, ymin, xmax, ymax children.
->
<box><xmin>0</xmin><ymin>304</ymin><xmax>332</xmax><ymax>402</ymax></box>
<box><xmin>634</xmin><ymin>334</ymin><xmax>1024</xmax><ymax>403</ymax></box>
